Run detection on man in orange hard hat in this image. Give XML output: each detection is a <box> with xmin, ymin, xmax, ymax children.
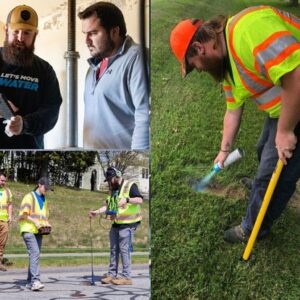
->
<box><xmin>170</xmin><ymin>6</ymin><xmax>300</xmax><ymax>243</ymax></box>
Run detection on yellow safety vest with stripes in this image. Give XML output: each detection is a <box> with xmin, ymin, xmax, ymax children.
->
<box><xmin>0</xmin><ymin>187</ymin><xmax>12</xmax><ymax>222</ymax></box>
<box><xmin>109</xmin><ymin>180</ymin><xmax>142</xmax><ymax>225</ymax></box>
<box><xmin>19</xmin><ymin>192</ymin><xmax>49</xmax><ymax>234</ymax></box>
<box><xmin>223</xmin><ymin>5</ymin><xmax>300</xmax><ymax>117</ymax></box>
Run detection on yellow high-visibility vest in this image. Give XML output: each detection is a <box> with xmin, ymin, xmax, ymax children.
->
<box><xmin>108</xmin><ymin>180</ymin><xmax>142</xmax><ymax>225</ymax></box>
<box><xmin>224</xmin><ymin>5</ymin><xmax>300</xmax><ymax>117</ymax></box>
<box><xmin>19</xmin><ymin>192</ymin><xmax>49</xmax><ymax>234</ymax></box>
<box><xmin>0</xmin><ymin>187</ymin><xmax>12</xmax><ymax>222</ymax></box>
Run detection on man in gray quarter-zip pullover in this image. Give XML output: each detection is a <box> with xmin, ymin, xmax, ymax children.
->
<box><xmin>78</xmin><ymin>2</ymin><xmax>149</xmax><ymax>150</ymax></box>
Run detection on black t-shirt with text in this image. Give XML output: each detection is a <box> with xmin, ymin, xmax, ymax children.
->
<box><xmin>0</xmin><ymin>48</ymin><xmax>62</xmax><ymax>149</ymax></box>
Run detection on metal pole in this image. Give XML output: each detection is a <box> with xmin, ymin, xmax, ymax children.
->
<box><xmin>139</xmin><ymin>0</ymin><xmax>149</xmax><ymax>95</ymax></box>
<box><xmin>64</xmin><ymin>0</ymin><xmax>80</xmax><ymax>147</ymax></box>
<box><xmin>89</xmin><ymin>218</ymin><xmax>95</xmax><ymax>285</ymax></box>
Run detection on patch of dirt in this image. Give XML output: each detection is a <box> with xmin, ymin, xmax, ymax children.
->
<box><xmin>205</xmin><ymin>182</ymin><xmax>247</xmax><ymax>200</ymax></box>
<box><xmin>206</xmin><ymin>180</ymin><xmax>300</xmax><ymax>213</ymax></box>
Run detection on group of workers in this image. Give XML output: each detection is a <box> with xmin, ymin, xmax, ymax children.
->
<box><xmin>0</xmin><ymin>167</ymin><xmax>143</xmax><ymax>291</ymax></box>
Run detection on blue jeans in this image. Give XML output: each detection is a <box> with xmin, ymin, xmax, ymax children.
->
<box><xmin>22</xmin><ymin>232</ymin><xmax>43</xmax><ymax>284</ymax></box>
<box><xmin>241</xmin><ymin>117</ymin><xmax>300</xmax><ymax>236</ymax></box>
<box><xmin>108</xmin><ymin>223</ymin><xmax>138</xmax><ymax>279</ymax></box>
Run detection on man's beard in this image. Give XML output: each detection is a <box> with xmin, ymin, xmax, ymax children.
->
<box><xmin>94</xmin><ymin>37</ymin><xmax>115</xmax><ymax>60</ymax></box>
<box><xmin>2</xmin><ymin>39</ymin><xmax>35</xmax><ymax>67</ymax></box>
<box><xmin>111</xmin><ymin>182</ymin><xmax>120</xmax><ymax>191</ymax></box>
<box><xmin>205</xmin><ymin>56</ymin><xmax>227</xmax><ymax>82</ymax></box>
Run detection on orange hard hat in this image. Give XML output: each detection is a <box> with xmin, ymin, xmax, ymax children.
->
<box><xmin>170</xmin><ymin>19</ymin><xmax>203</xmax><ymax>78</ymax></box>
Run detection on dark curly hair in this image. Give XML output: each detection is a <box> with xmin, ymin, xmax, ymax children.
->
<box><xmin>78</xmin><ymin>1</ymin><xmax>127</xmax><ymax>38</ymax></box>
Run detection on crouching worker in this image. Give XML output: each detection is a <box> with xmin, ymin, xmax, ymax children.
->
<box><xmin>89</xmin><ymin>167</ymin><xmax>143</xmax><ymax>285</ymax></box>
<box><xmin>19</xmin><ymin>177</ymin><xmax>52</xmax><ymax>291</ymax></box>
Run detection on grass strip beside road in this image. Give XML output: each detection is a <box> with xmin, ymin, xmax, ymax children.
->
<box><xmin>4</xmin><ymin>255</ymin><xmax>149</xmax><ymax>269</ymax></box>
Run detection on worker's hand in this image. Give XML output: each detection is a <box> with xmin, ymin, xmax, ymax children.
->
<box><xmin>275</xmin><ymin>130</ymin><xmax>297</xmax><ymax>165</ymax></box>
<box><xmin>118</xmin><ymin>198</ymin><xmax>127</xmax><ymax>208</ymax></box>
<box><xmin>89</xmin><ymin>210</ymin><xmax>97</xmax><ymax>218</ymax></box>
<box><xmin>214</xmin><ymin>150</ymin><xmax>230</xmax><ymax>168</ymax></box>
<box><xmin>5</xmin><ymin>115</ymin><xmax>23</xmax><ymax>136</ymax></box>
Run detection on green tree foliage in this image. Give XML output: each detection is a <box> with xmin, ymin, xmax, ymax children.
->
<box><xmin>0</xmin><ymin>151</ymin><xmax>97</xmax><ymax>187</ymax></box>
<box><xmin>97</xmin><ymin>151</ymin><xmax>148</xmax><ymax>175</ymax></box>
<box><xmin>58</xmin><ymin>151</ymin><xmax>97</xmax><ymax>188</ymax></box>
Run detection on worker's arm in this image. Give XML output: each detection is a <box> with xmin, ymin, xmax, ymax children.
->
<box><xmin>89</xmin><ymin>205</ymin><xmax>107</xmax><ymax>218</ymax></box>
<box><xmin>5</xmin><ymin>66</ymin><xmax>62</xmax><ymax>137</ymax></box>
<box><xmin>18</xmin><ymin>212</ymin><xmax>41</xmax><ymax>229</ymax></box>
<box><xmin>130</xmin><ymin>50</ymin><xmax>150</xmax><ymax>150</ymax></box>
<box><xmin>118</xmin><ymin>196</ymin><xmax>143</xmax><ymax>207</ymax></box>
<box><xmin>214</xmin><ymin>106</ymin><xmax>243</xmax><ymax>167</ymax></box>
<box><xmin>277</xmin><ymin>66</ymin><xmax>300</xmax><ymax>164</ymax></box>
<box><xmin>7</xmin><ymin>202</ymin><xmax>12</xmax><ymax>225</ymax></box>
<box><xmin>119</xmin><ymin>182</ymin><xmax>144</xmax><ymax>207</ymax></box>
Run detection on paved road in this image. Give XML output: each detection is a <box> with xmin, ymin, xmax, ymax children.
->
<box><xmin>0</xmin><ymin>264</ymin><xmax>150</xmax><ymax>300</ymax></box>
<box><xmin>5</xmin><ymin>252</ymin><xmax>149</xmax><ymax>258</ymax></box>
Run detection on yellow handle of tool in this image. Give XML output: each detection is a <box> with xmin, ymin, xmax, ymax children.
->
<box><xmin>242</xmin><ymin>159</ymin><xmax>284</xmax><ymax>261</ymax></box>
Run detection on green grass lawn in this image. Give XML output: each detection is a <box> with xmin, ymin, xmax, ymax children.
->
<box><xmin>151</xmin><ymin>0</ymin><xmax>300</xmax><ymax>299</ymax></box>
<box><xmin>4</xmin><ymin>182</ymin><xmax>149</xmax><ymax>256</ymax></box>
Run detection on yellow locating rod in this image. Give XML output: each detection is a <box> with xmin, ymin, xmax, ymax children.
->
<box><xmin>242</xmin><ymin>159</ymin><xmax>284</xmax><ymax>261</ymax></box>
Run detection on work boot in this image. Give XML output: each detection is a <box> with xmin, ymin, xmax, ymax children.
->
<box><xmin>112</xmin><ymin>277</ymin><xmax>133</xmax><ymax>285</ymax></box>
<box><xmin>0</xmin><ymin>264</ymin><xmax>7</xmax><ymax>271</ymax></box>
<box><xmin>224</xmin><ymin>225</ymin><xmax>248</xmax><ymax>243</ymax></box>
<box><xmin>101</xmin><ymin>274</ymin><xmax>114</xmax><ymax>284</ymax></box>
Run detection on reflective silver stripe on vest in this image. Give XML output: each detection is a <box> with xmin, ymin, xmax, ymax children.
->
<box><xmin>30</xmin><ymin>192</ymin><xmax>47</xmax><ymax>222</ymax></box>
<box><xmin>234</xmin><ymin>56</ymin><xmax>270</xmax><ymax>94</ymax></box>
<box><xmin>273</xmin><ymin>8</ymin><xmax>300</xmax><ymax>28</ymax></box>
<box><xmin>122</xmin><ymin>180</ymin><xmax>131</xmax><ymax>194</ymax></box>
<box><xmin>116</xmin><ymin>212</ymin><xmax>142</xmax><ymax>221</ymax></box>
<box><xmin>20</xmin><ymin>203</ymin><xmax>32</xmax><ymax>211</ymax></box>
<box><xmin>224</xmin><ymin>88</ymin><xmax>234</xmax><ymax>102</ymax></box>
<box><xmin>30</xmin><ymin>214</ymin><xmax>48</xmax><ymax>221</ymax></box>
<box><xmin>249</xmin><ymin>85</ymin><xmax>281</xmax><ymax>106</ymax></box>
<box><xmin>0</xmin><ymin>188</ymin><xmax>10</xmax><ymax>210</ymax></box>
<box><xmin>255</xmin><ymin>34</ymin><xmax>299</xmax><ymax>77</ymax></box>
<box><xmin>31</xmin><ymin>193</ymin><xmax>36</xmax><ymax>212</ymax></box>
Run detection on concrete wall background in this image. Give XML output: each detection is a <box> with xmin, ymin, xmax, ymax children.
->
<box><xmin>0</xmin><ymin>0</ymin><xmax>149</xmax><ymax>149</ymax></box>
